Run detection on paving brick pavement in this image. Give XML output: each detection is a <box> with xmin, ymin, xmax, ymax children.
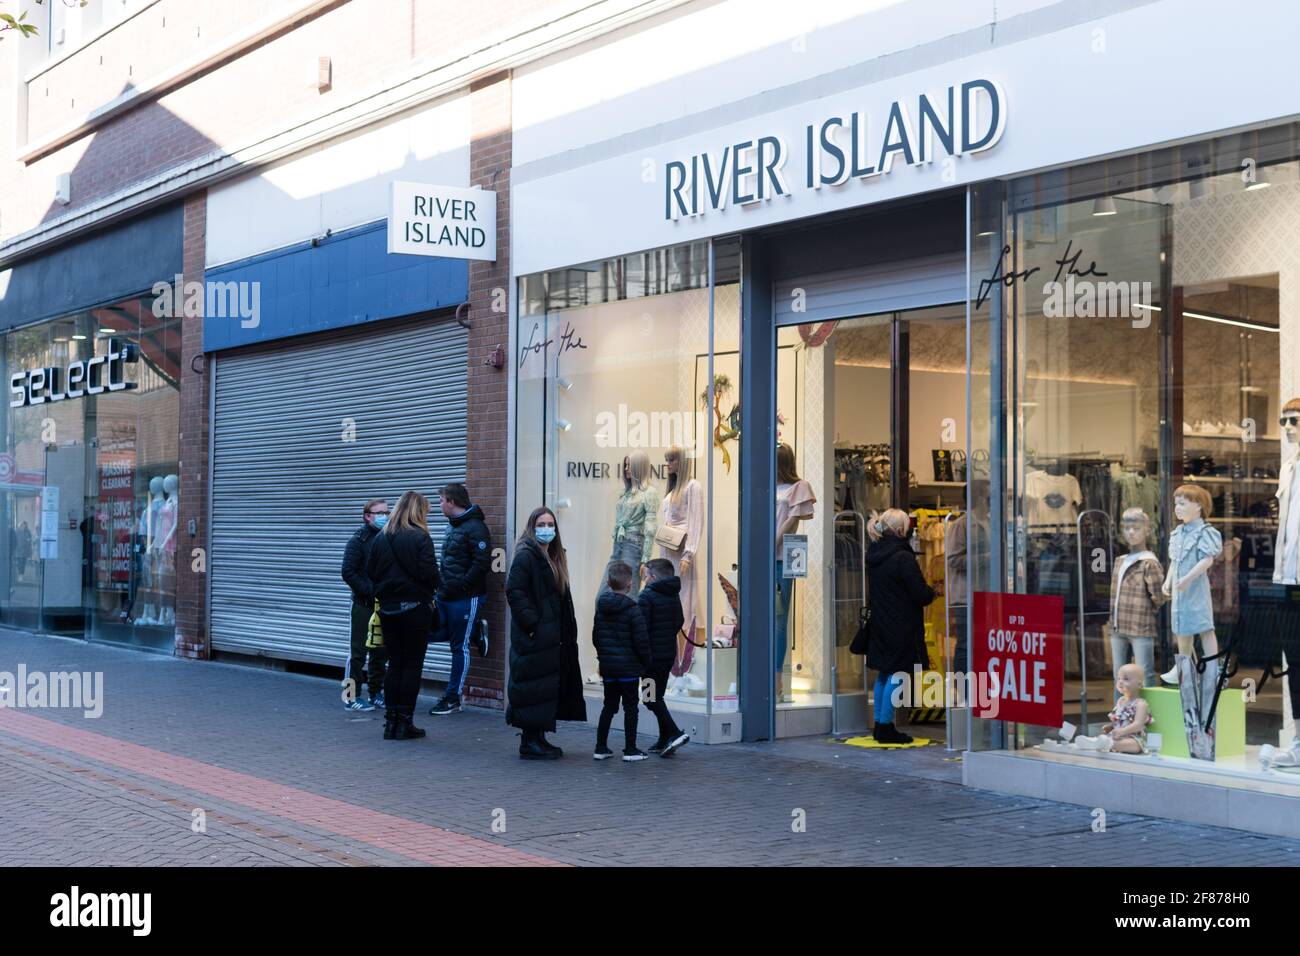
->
<box><xmin>1</xmin><ymin>627</ymin><xmax>1298</xmax><ymax>866</ymax></box>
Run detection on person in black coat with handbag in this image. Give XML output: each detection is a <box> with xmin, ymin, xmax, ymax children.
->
<box><xmin>365</xmin><ymin>491</ymin><xmax>441</xmax><ymax>741</ymax></box>
<box><xmin>865</xmin><ymin>508</ymin><xmax>936</xmax><ymax>744</ymax></box>
<box><xmin>506</xmin><ymin>507</ymin><xmax>586</xmax><ymax>759</ymax></box>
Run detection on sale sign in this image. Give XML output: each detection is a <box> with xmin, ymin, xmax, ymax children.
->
<box><xmin>972</xmin><ymin>591</ymin><xmax>1065</xmax><ymax>727</ymax></box>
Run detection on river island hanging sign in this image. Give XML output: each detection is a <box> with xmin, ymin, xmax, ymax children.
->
<box><xmin>388</xmin><ymin>182</ymin><xmax>497</xmax><ymax>261</ymax></box>
<box><xmin>663</xmin><ymin>78</ymin><xmax>1005</xmax><ymax>221</ymax></box>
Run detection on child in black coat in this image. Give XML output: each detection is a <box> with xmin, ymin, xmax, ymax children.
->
<box><xmin>592</xmin><ymin>561</ymin><xmax>652</xmax><ymax>761</ymax></box>
<box><xmin>637</xmin><ymin>558</ymin><xmax>691</xmax><ymax>756</ymax></box>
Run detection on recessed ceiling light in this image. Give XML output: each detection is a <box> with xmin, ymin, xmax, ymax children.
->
<box><xmin>71</xmin><ymin>334</ymin><xmax>87</xmax><ymax>340</ymax></box>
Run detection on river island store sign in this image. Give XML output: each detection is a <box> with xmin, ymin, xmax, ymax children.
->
<box><xmin>388</xmin><ymin>182</ymin><xmax>497</xmax><ymax>261</ymax></box>
<box><xmin>663</xmin><ymin>78</ymin><xmax>1005</xmax><ymax>221</ymax></box>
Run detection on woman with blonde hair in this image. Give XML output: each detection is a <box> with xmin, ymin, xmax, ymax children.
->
<box><xmin>506</xmin><ymin>507</ymin><xmax>587</xmax><ymax>758</ymax></box>
<box><xmin>602</xmin><ymin>450</ymin><xmax>660</xmax><ymax>597</ymax></box>
<box><xmin>865</xmin><ymin>508</ymin><xmax>934</xmax><ymax>744</ymax></box>
<box><xmin>365</xmin><ymin>491</ymin><xmax>440</xmax><ymax>740</ymax></box>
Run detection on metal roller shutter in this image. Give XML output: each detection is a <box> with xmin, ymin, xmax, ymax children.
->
<box><xmin>773</xmin><ymin>252</ymin><xmax>966</xmax><ymax>325</ymax></box>
<box><xmin>209</xmin><ymin>314</ymin><xmax>467</xmax><ymax>678</ymax></box>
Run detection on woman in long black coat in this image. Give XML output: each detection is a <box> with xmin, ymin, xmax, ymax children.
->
<box><xmin>506</xmin><ymin>506</ymin><xmax>586</xmax><ymax>759</ymax></box>
<box><xmin>865</xmin><ymin>508</ymin><xmax>936</xmax><ymax>744</ymax></box>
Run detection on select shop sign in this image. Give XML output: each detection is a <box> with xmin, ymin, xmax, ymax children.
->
<box><xmin>387</xmin><ymin>182</ymin><xmax>496</xmax><ymax>261</ymax></box>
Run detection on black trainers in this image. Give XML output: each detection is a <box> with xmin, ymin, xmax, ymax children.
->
<box><xmin>593</xmin><ymin>745</ymin><xmax>615</xmax><ymax>760</ymax></box>
<box><xmin>647</xmin><ymin>739</ymin><xmax>669</xmax><ymax>755</ymax></box>
<box><xmin>473</xmin><ymin>621</ymin><xmax>489</xmax><ymax>658</ymax></box>
<box><xmin>429</xmin><ymin>697</ymin><xmax>462</xmax><ymax>716</ymax></box>
<box><xmin>660</xmin><ymin>731</ymin><xmax>690</xmax><ymax>757</ymax></box>
<box><xmin>622</xmin><ymin>748</ymin><xmax>649</xmax><ymax>762</ymax></box>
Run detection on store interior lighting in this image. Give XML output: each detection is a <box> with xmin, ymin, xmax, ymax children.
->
<box><xmin>1091</xmin><ymin>196</ymin><xmax>1118</xmax><ymax>216</ymax></box>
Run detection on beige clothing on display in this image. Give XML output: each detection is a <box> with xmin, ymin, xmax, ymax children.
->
<box><xmin>775</xmin><ymin>480</ymin><xmax>817</xmax><ymax>551</ymax></box>
<box><xmin>658</xmin><ymin>478</ymin><xmax>704</xmax><ymax>632</ymax></box>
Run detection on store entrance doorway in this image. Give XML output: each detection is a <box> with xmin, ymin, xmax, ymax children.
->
<box><xmin>773</xmin><ymin>303</ymin><xmax>969</xmax><ymax>742</ymax></box>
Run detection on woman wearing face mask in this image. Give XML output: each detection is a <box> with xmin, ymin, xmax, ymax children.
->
<box><xmin>506</xmin><ymin>507</ymin><xmax>587</xmax><ymax>759</ymax></box>
<box><xmin>365</xmin><ymin>491</ymin><xmax>441</xmax><ymax>741</ymax></box>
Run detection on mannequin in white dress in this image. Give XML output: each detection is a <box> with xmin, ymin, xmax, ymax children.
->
<box><xmin>657</xmin><ymin>446</ymin><xmax>703</xmax><ymax>682</ymax></box>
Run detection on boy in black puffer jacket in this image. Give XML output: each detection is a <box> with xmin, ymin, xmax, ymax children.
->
<box><xmin>592</xmin><ymin>561</ymin><xmax>652</xmax><ymax>762</ymax></box>
<box><xmin>637</xmin><ymin>558</ymin><xmax>691</xmax><ymax>757</ymax></box>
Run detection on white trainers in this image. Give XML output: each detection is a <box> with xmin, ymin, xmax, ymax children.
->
<box><xmin>1160</xmin><ymin>666</ymin><xmax>1180</xmax><ymax>686</ymax></box>
<box><xmin>1274</xmin><ymin>742</ymin><xmax>1300</xmax><ymax>768</ymax></box>
<box><xmin>1073</xmin><ymin>734</ymin><xmax>1114</xmax><ymax>752</ymax></box>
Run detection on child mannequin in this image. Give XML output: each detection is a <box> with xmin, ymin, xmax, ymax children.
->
<box><xmin>1073</xmin><ymin>663</ymin><xmax>1152</xmax><ymax>754</ymax></box>
<box><xmin>1160</xmin><ymin>485</ymin><xmax>1223</xmax><ymax>686</ymax></box>
<box><xmin>1109</xmin><ymin>508</ymin><xmax>1166</xmax><ymax>692</ymax></box>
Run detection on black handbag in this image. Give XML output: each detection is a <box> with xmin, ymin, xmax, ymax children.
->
<box><xmin>849</xmin><ymin>606</ymin><xmax>872</xmax><ymax>655</ymax></box>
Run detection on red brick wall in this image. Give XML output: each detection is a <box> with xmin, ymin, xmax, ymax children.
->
<box><xmin>463</xmin><ymin>71</ymin><xmax>511</xmax><ymax>709</ymax></box>
<box><xmin>175</xmin><ymin>192</ymin><xmax>209</xmax><ymax>659</ymax></box>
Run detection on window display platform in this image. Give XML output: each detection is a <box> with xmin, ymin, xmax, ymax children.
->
<box><xmin>964</xmin><ymin>746</ymin><xmax>1300</xmax><ymax>839</ymax></box>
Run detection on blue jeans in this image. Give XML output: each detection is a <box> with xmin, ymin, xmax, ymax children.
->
<box><xmin>873</xmin><ymin>673</ymin><xmax>905</xmax><ymax>725</ymax></box>
<box><xmin>775</xmin><ymin>561</ymin><xmax>792</xmax><ymax>672</ymax></box>
<box><xmin>440</xmin><ymin>596</ymin><xmax>480</xmax><ymax>699</ymax></box>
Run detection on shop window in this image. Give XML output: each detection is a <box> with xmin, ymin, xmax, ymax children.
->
<box><xmin>971</xmin><ymin>130</ymin><xmax>1300</xmax><ymax>787</ymax></box>
<box><xmin>516</xmin><ymin>239</ymin><xmax>742</xmax><ymax>725</ymax></box>
<box><xmin>0</xmin><ymin>294</ymin><xmax>180</xmax><ymax>649</ymax></box>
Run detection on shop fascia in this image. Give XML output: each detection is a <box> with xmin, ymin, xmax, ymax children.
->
<box><xmin>9</xmin><ymin>337</ymin><xmax>138</xmax><ymax>407</ymax></box>
<box><xmin>664</xmin><ymin>78</ymin><xmax>1005</xmax><ymax>221</ymax></box>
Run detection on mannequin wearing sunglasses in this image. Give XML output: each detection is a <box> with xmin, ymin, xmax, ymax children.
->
<box><xmin>1275</xmin><ymin>400</ymin><xmax>1300</xmax><ymax>586</ymax></box>
<box><xmin>1256</xmin><ymin>398</ymin><xmax>1300</xmax><ymax>769</ymax></box>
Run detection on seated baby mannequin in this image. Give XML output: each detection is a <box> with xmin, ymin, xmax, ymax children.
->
<box><xmin>1072</xmin><ymin>663</ymin><xmax>1152</xmax><ymax>755</ymax></box>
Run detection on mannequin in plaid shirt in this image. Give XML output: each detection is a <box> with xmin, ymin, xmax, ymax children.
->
<box><xmin>1109</xmin><ymin>508</ymin><xmax>1167</xmax><ymax>693</ymax></box>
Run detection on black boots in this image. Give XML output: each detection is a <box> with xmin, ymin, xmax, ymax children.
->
<box><xmin>520</xmin><ymin>730</ymin><xmax>561</xmax><ymax>760</ymax></box>
<box><xmin>872</xmin><ymin>721</ymin><xmax>913</xmax><ymax>745</ymax></box>
<box><xmin>384</xmin><ymin>707</ymin><xmax>425</xmax><ymax>741</ymax></box>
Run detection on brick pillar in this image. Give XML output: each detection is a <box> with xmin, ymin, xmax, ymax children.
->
<box><xmin>175</xmin><ymin>192</ymin><xmax>210</xmax><ymax>659</ymax></box>
<box><xmin>464</xmin><ymin>71</ymin><xmax>511</xmax><ymax>709</ymax></box>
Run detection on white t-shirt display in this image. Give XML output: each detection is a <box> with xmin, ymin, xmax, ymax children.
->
<box><xmin>1025</xmin><ymin>469</ymin><xmax>1083</xmax><ymax>528</ymax></box>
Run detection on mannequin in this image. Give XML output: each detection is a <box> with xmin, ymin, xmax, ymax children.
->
<box><xmin>657</xmin><ymin>445</ymin><xmax>703</xmax><ymax>678</ymax></box>
<box><xmin>602</xmin><ymin>451</ymin><xmax>659</xmax><ymax>599</ymax></box>
<box><xmin>157</xmin><ymin>474</ymin><xmax>179</xmax><ymax>626</ymax></box>
<box><xmin>1160</xmin><ymin>484</ymin><xmax>1222</xmax><ymax>686</ymax></box>
<box><xmin>1266</xmin><ymin>398</ymin><xmax>1300</xmax><ymax>765</ymax></box>
<box><xmin>1072</xmin><ymin>663</ymin><xmax>1152</xmax><ymax>754</ymax></box>
<box><xmin>775</xmin><ymin>442</ymin><xmax>816</xmax><ymax>703</ymax></box>
<box><xmin>1109</xmin><ymin>508</ymin><xmax>1166</xmax><ymax>691</ymax></box>
<box><xmin>137</xmin><ymin>476</ymin><xmax>166</xmax><ymax>624</ymax></box>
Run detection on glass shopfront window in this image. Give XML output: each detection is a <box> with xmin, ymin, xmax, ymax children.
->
<box><xmin>970</xmin><ymin>122</ymin><xmax>1300</xmax><ymax>788</ymax></box>
<box><xmin>516</xmin><ymin>238</ymin><xmax>743</xmax><ymax>733</ymax></box>
<box><xmin>0</xmin><ymin>293</ymin><xmax>180</xmax><ymax>650</ymax></box>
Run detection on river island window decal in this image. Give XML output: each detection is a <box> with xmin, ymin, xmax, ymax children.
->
<box><xmin>663</xmin><ymin>78</ymin><xmax>1005</xmax><ymax>221</ymax></box>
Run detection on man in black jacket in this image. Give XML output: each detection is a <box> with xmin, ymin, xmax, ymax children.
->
<box><xmin>429</xmin><ymin>483</ymin><xmax>492</xmax><ymax>716</ymax></box>
<box><xmin>341</xmin><ymin>498</ymin><xmax>389</xmax><ymax>711</ymax></box>
<box><xmin>637</xmin><ymin>558</ymin><xmax>691</xmax><ymax>756</ymax></box>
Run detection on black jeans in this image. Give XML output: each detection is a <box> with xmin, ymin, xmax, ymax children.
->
<box><xmin>596</xmin><ymin>680</ymin><xmax>639</xmax><ymax>751</ymax></box>
<box><xmin>348</xmin><ymin>601</ymin><xmax>388</xmax><ymax>698</ymax></box>
<box><xmin>644</xmin><ymin>666</ymin><xmax>681</xmax><ymax>741</ymax></box>
<box><xmin>381</xmin><ymin>604</ymin><xmax>432</xmax><ymax>713</ymax></box>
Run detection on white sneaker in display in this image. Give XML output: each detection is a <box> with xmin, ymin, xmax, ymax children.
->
<box><xmin>682</xmin><ymin>673</ymin><xmax>705</xmax><ymax>693</ymax></box>
<box><xmin>1274</xmin><ymin>743</ymin><xmax>1300</xmax><ymax>768</ymax></box>
<box><xmin>1160</xmin><ymin>666</ymin><xmax>1180</xmax><ymax>686</ymax></box>
<box><xmin>1072</xmin><ymin>734</ymin><xmax>1114</xmax><ymax>752</ymax></box>
<box><xmin>1259</xmin><ymin>744</ymin><xmax>1278</xmax><ymax>769</ymax></box>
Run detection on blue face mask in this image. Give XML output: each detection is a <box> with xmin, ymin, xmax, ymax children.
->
<box><xmin>535</xmin><ymin>525</ymin><xmax>556</xmax><ymax>544</ymax></box>
<box><xmin>372</xmin><ymin>514</ymin><xmax>388</xmax><ymax>530</ymax></box>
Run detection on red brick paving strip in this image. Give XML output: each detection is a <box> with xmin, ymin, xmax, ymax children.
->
<box><xmin>0</xmin><ymin>710</ymin><xmax>563</xmax><ymax>867</ymax></box>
